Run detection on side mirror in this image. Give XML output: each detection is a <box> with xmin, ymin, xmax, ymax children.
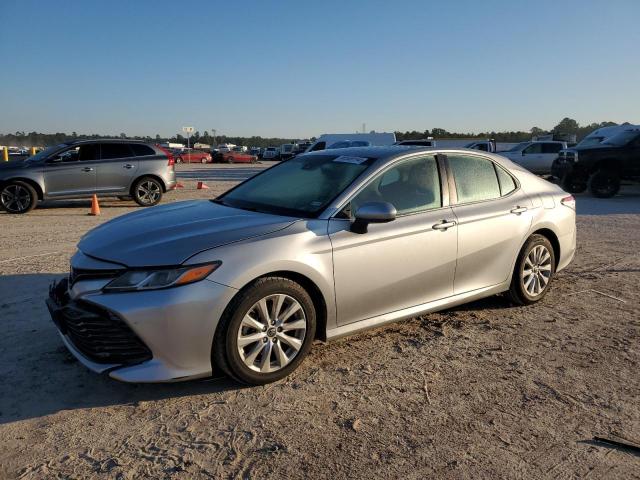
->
<box><xmin>351</xmin><ymin>201</ymin><xmax>397</xmax><ymax>234</ymax></box>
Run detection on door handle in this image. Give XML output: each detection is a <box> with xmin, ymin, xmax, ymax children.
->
<box><xmin>432</xmin><ymin>220</ymin><xmax>457</xmax><ymax>231</ymax></box>
<box><xmin>510</xmin><ymin>206</ymin><xmax>528</xmax><ymax>214</ymax></box>
<box><xmin>123</xmin><ymin>164</ymin><xmax>134</xmax><ymax>169</ymax></box>
<box><xmin>81</xmin><ymin>167</ymin><xmax>94</xmax><ymax>172</ymax></box>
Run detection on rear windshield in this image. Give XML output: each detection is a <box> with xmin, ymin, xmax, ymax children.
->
<box><xmin>216</xmin><ymin>154</ymin><xmax>374</xmax><ymax>217</ymax></box>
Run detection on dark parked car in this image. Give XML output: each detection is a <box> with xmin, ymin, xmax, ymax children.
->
<box><xmin>0</xmin><ymin>139</ymin><xmax>176</xmax><ymax>213</ymax></box>
<box><xmin>551</xmin><ymin>129</ymin><xmax>640</xmax><ymax>197</ymax></box>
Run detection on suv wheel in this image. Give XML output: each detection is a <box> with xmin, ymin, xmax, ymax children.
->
<box><xmin>560</xmin><ymin>173</ymin><xmax>587</xmax><ymax>194</ymax></box>
<box><xmin>0</xmin><ymin>181</ymin><xmax>37</xmax><ymax>214</ymax></box>
<box><xmin>588</xmin><ymin>169</ymin><xmax>620</xmax><ymax>198</ymax></box>
<box><xmin>508</xmin><ymin>234</ymin><xmax>555</xmax><ymax>306</ymax></box>
<box><xmin>213</xmin><ymin>277</ymin><xmax>316</xmax><ymax>385</ymax></box>
<box><xmin>132</xmin><ymin>177</ymin><xmax>163</xmax><ymax>207</ymax></box>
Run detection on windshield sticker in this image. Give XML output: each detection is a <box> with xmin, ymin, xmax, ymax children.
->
<box><xmin>333</xmin><ymin>156</ymin><xmax>368</xmax><ymax>165</ymax></box>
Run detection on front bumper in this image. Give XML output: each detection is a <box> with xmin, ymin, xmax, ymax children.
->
<box><xmin>47</xmin><ymin>276</ymin><xmax>238</xmax><ymax>382</ymax></box>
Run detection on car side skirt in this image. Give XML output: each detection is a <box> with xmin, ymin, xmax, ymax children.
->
<box><xmin>325</xmin><ymin>281</ymin><xmax>509</xmax><ymax>341</ymax></box>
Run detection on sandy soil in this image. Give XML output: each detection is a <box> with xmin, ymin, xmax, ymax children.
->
<box><xmin>0</xmin><ymin>164</ymin><xmax>638</xmax><ymax>479</ymax></box>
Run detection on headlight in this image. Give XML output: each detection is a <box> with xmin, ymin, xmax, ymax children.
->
<box><xmin>104</xmin><ymin>262</ymin><xmax>221</xmax><ymax>292</ymax></box>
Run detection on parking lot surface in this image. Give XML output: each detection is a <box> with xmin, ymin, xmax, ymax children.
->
<box><xmin>0</xmin><ymin>164</ymin><xmax>639</xmax><ymax>479</ymax></box>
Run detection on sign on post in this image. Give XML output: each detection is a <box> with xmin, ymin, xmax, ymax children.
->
<box><xmin>182</xmin><ymin>126</ymin><xmax>194</xmax><ymax>150</ymax></box>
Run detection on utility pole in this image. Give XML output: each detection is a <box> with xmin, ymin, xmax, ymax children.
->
<box><xmin>212</xmin><ymin>129</ymin><xmax>217</xmax><ymax>146</ymax></box>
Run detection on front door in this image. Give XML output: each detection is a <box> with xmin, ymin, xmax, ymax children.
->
<box><xmin>96</xmin><ymin>143</ymin><xmax>138</xmax><ymax>193</ymax></box>
<box><xmin>43</xmin><ymin>143</ymin><xmax>99</xmax><ymax>197</ymax></box>
<box><xmin>329</xmin><ymin>155</ymin><xmax>458</xmax><ymax>325</ymax></box>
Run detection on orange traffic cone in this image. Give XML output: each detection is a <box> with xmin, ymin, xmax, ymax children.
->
<box><xmin>89</xmin><ymin>194</ymin><xmax>101</xmax><ymax>216</ymax></box>
<box><xmin>172</xmin><ymin>182</ymin><xmax>184</xmax><ymax>190</ymax></box>
<box><xmin>197</xmin><ymin>181</ymin><xmax>209</xmax><ymax>190</ymax></box>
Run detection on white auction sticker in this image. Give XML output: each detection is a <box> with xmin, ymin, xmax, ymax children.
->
<box><xmin>333</xmin><ymin>156</ymin><xmax>369</xmax><ymax>165</ymax></box>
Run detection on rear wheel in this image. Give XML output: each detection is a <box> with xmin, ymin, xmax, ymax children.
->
<box><xmin>132</xmin><ymin>177</ymin><xmax>163</xmax><ymax>207</ymax></box>
<box><xmin>0</xmin><ymin>180</ymin><xmax>37</xmax><ymax>214</ymax></box>
<box><xmin>508</xmin><ymin>234</ymin><xmax>555</xmax><ymax>305</ymax></box>
<box><xmin>213</xmin><ymin>277</ymin><xmax>316</xmax><ymax>385</ymax></box>
<box><xmin>201</xmin><ymin>157</ymin><xmax>208</xmax><ymax>164</ymax></box>
<box><xmin>588</xmin><ymin>169</ymin><xmax>620</xmax><ymax>198</ymax></box>
<box><xmin>117</xmin><ymin>195</ymin><xmax>131</xmax><ymax>201</ymax></box>
<box><xmin>176</xmin><ymin>157</ymin><xmax>183</xmax><ymax>164</ymax></box>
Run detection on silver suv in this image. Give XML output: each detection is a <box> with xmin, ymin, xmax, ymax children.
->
<box><xmin>0</xmin><ymin>139</ymin><xmax>177</xmax><ymax>213</ymax></box>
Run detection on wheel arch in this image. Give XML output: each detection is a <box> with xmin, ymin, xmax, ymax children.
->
<box><xmin>0</xmin><ymin>177</ymin><xmax>44</xmax><ymax>200</ymax></box>
<box><xmin>231</xmin><ymin>270</ymin><xmax>329</xmax><ymax>342</ymax></box>
<box><xmin>530</xmin><ymin>227</ymin><xmax>561</xmax><ymax>269</ymax></box>
<box><xmin>130</xmin><ymin>174</ymin><xmax>167</xmax><ymax>194</ymax></box>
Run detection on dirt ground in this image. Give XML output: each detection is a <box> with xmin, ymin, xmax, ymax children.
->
<box><xmin>0</xmin><ymin>163</ymin><xmax>639</xmax><ymax>479</ymax></box>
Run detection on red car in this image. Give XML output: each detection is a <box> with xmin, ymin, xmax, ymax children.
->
<box><xmin>175</xmin><ymin>149</ymin><xmax>212</xmax><ymax>164</ymax></box>
<box><xmin>221</xmin><ymin>151</ymin><xmax>258</xmax><ymax>164</ymax></box>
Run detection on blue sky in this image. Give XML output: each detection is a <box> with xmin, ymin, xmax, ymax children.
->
<box><xmin>1</xmin><ymin>0</ymin><xmax>638</xmax><ymax>138</ymax></box>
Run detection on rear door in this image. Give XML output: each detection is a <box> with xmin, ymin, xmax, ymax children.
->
<box><xmin>96</xmin><ymin>143</ymin><xmax>138</xmax><ymax>193</ymax></box>
<box><xmin>446</xmin><ymin>153</ymin><xmax>533</xmax><ymax>294</ymax></box>
<box><xmin>43</xmin><ymin>143</ymin><xmax>99</xmax><ymax>196</ymax></box>
<box><xmin>540</xmin><ymin>142</ymin><xmax>564</xmax><ymax>174</ymax></box>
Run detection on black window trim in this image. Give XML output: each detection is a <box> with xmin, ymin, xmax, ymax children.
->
<box><xmin>440</xmin><ymin>152</ymin><xmax>521</xmax><ymax>207</ymax></box>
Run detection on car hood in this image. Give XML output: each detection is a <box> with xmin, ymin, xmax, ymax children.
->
<box><xmin>78</xmin><ymin>200</ymin><xmax>298</xmax><ymax>267</ymax></box>
<box><xmin>572</xmin><ymin>144</ymin><xmax>620</xmax><ymax>153</ymax></box>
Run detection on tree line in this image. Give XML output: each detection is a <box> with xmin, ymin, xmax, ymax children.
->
<box><xmin>0</xmin><ymin>118</ymin><xmax>625</xmax><ymax>148</ymax></box>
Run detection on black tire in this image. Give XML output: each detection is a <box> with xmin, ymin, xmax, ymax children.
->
<box><xmin>201</xmin><ymin>157</ymin><xmax>207</xmax><ymax>164</ymax></box>
<box><xmin>227</xmin><ymin>156</ymin><xmax>235</xmax><ymax>164</ymax></box>
<box><xmin>508</xmin><ymin>234</ymin><xmax>556</xmax><ymax>306</ymax></box>
<box><xmin>588</xmin><ymin>169</ymin><xmax>620</xmax><ymax>198</ymax></box>
<box><xmin>213</xmin><ymin>277</ymin><xmax>316</xmax><ymax>385</ymax></box>
<box><xmin>132</xmin><ymin>177</ymin><xmax>163</xmax><ymax>207</ymax></box>
<box><xmin>560</xmin><ymin>173</ymin><xmax>587</xmax><ymax>194</ymax></box>
<box><xmin>176</xmin><ymin>157</ymin><xmax>183</xmax><ymax>164</ymax></box>
<box><xmin>0</xmin><ymin>180</ymin><xmax>38</xmax><ymax>214</ymax></box>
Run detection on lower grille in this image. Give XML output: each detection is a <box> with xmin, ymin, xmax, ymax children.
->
<box><xmin>57</xmin><ymin>300</ymin><xmax>152</xmax><ymax>365</ymax></box>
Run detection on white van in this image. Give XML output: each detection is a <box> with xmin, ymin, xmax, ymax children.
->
<box><xmin>305</xmin><ymin>132</ymin><xmax>396</xmax><ymax>153</ymax></box>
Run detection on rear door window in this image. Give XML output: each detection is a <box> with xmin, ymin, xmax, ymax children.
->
<box><xmin>100</xmin><ymin>143</ymin><xmax>134</xmax><ymax>160</ymax></box>
<box><xmin>542</xmin><ymin>143</ymin><xmax>562</xmax><ymax>154</ymax></box>
<box><xmin>448</xmin><ymin>154</ymin><xmax>501</xmax><ymax>203</ymax></box>
<box><xmin>130</xmin><ymin>144</ymin><xmax>155</xmax><ymax>156</ymax></box>
<box><xmin>495</xmin><ymin>164</ymin><xmax>517</xmax><ymax>195</ymax></box>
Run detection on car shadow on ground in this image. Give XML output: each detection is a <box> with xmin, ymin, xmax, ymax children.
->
<box><xmin>575</xmin><ymin>186</ymin><xmax>640</xmax><ymax>215</ymax></box>
<box><xmin>0</xmin><ymin>273</ymin><xmax>245</xmax><ymax>425</ymax></box>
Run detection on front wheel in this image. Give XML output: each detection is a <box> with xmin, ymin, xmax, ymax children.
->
<box><xmin>201</xmin><ymin>157</ymin><xmax>208</xmax><ymax>164</ymax></box>
<box><xmin>132</xmin><ymin>177</ymin><xmax>163</xmax><ymax>207</ymax></box>
<box><xmin>508</xmin><ymin>234</ymin><xmax>555</xmax><ymax>305</ymax></box>
<box><xmin>0</xmin><ymin>180</ymin><xmax>37</xmax><ymax>214</ymax></box>
<box><xmin>213</xmin><ymin>277</ymin><xmax>316</xmax><ymax>385</ymax></box>
<box><xmin>588</xmin><ymin>169</ymin><xmax>620</xmax><ymax>198</ymax></box>
<box><xmin>561</xmin><ymin>173</ymin><xmax>587</xmax><ymax>194</ymax></box>
<box><xmin>176</xmin><ymin>157</ymin><xmax>183</xmax><ymax>164</ymax></box>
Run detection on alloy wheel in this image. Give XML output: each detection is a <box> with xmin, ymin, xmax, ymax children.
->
<box><xmin>136</xmin><ymin>181</ymin><xmax>160</xmax><ymax>205</ymax></box>
<box><xmin>1</xmin><ymin>184</ymin><xmax>31</xmax><ymax>213</ymax></box>
<box><xmin>522</xmin><ymin>245</ymin><xmax>552</xmax><ymax>296</ymax></box>
<box><xmin>237</xmin><ymin>294</ymin><xmax>307</xmax><ymax>373</ymax></box>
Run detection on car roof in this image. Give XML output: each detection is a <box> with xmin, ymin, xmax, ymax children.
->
<box><xmin>66</xmin><ymin>138</ymin><xmax>152</xmax><ymax>145</ymax></box>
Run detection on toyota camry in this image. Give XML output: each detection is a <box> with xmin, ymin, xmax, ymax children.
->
<box><xmin>47</xmin><ymin>146</ymin><xmax>576</xmax><ymax>385</ymax></box>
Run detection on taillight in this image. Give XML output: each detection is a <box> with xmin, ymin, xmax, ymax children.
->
<box><xmin>155</xmin><ymin>145</ymin><xmax>175</xmax><ymax>166</ymax></box>
<box><xmin>560</xmin><ymin>195</ymin><xmax>575</xmax><ymax>209</ymax></box>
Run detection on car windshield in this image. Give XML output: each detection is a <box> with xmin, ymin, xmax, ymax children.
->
<box><xmin>602</xmin><ymin>131</ymin><xmax>639</xmax><ymax>146</ymax></box>
<box><xmin>23</xmin><ymin>143</ymin><xmax>68</xmax><ymax>162</ymax></box>
<box><xmin>216</xmin><ymin>154</ymin><xmax>374</xmax><ymax>217</ymax></box>
<box><xmin>507</xmin><ymin>142</ymin><xmax>530</xmax><ymax>152</ymax></box>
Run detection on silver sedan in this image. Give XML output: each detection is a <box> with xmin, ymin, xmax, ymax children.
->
<box><xmin>47</xmin><ymin>147</ymin><xmax>576</xmax><ymax>385</ymax></box>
